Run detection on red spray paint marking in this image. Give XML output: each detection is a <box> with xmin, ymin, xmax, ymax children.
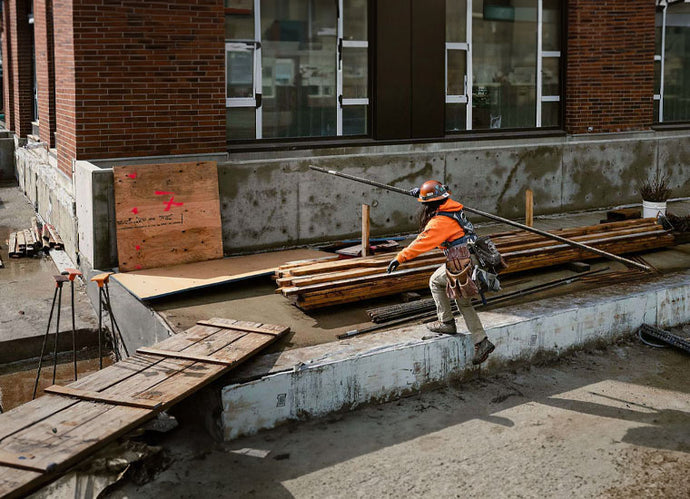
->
<box><xmin>135</xmin><ymin>265</ymin><xmax>142</xmax><ymax>270</ymax></box>
<box><xmin>131</xmin><ymin>207</ymin><xmax>139</xmax><ymax>215</ymax></box>
<box><xmin>135</xmin><ymin>245</ymin><xmax>141</xmax><ymax>251</ymax></box>
<box><xmin>126</xmin><ymin>173</ymin><xmax>137</xmax><ymax>179</ymax></box>
<box><xmin>155</xmin><ymin>191</ymin><xmax>184</xmax><ymax>212</ymax></box>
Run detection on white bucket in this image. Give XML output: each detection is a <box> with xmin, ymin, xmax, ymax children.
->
<box><xmin>642</xmin><ymin>200</ymin><xmax>667</xmax><ymax>219</ymax></box>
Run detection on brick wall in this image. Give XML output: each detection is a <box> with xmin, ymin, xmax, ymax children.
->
<box><xmin>34</xmin><ymin>0</ymin><xmax>56</xmax><ymax>147</ymax></box>
<box><xmin>8</xmin><ymin>0</ymin><xmax>33</xmax><ymax>137</ymax></box>
<box><xmin>50</xmin><ymin>0</ymin><xmax>226</xmax><ymax>175</ymax></box>
<box><xmin>565</xmin><ymin>0</ymin><xmax>656</xmax><ymax>134</ymax></box>
<box><xmin>54</xmin><ymin>0</ymin><xmax>76</xmax><ymax>176</ymax></box>
<box><xmin>2</xmin><ymin>2</ymin><xmax>14</xmax><ymax>131</ymax></box>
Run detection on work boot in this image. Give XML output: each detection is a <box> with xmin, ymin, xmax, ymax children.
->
<box><xmin>426</xmin><ymin>320</ymin><xmax>457</xmax><ymax>334</ymax></box>
<box><xmin>473</xmin><ymin>338</ymin><xmax>495</xmax><ymax>365</ymax></box>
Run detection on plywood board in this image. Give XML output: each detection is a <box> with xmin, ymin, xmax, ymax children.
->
<box><xmin>113</xmin><ymin>162</ymin><xmax>223</xmax><ymax>272</ymax></box>
<box><xmin>111</xmin><ymin>248</ymin><xmax>333</xmax><ymax>300</ymax></box>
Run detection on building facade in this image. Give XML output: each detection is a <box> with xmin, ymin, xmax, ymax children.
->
<box><xmin>1</xmin><ymin>0</ymin><xmax>689</xmax><ymax>270</ymax></box>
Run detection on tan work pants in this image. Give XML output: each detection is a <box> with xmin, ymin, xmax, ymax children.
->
<box><xmin>429</xmin><ymin>264</ymin><xmax>487</xmax><ymax>344</ymax></box>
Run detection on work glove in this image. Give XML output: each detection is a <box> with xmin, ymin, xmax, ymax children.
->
<box><xmin>408</xmin><ymin>187</ymin><xmax>420</xmax><ymax>198</ymax></box>
<box><xmin>387</xmin><ymin>259</ymin><xmax>400</xmax><ymax>273</ymax></box>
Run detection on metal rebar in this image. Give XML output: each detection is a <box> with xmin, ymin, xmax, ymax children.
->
<box><xmin>33</xmin><ymin>286</ymin><xmax>59</xmax><ymax>400</ymax></box>
<box><xmin>52</xmin><ymin>286</ymin><xmax>63</xmax><ymax>385</ymax></box>
<box><xmin>98</xmin><ymin>288</ymin><xmax>103</xmax><ymax>369</ymax></box>
<box><xmin>104</xmin><ymin>283</ymin><xmax>129</xmax><ymax>358</ymax></box>
<box><xmin>71</xmin><ymin>280</ymin><xmax>77</xmax><ymax>381</ymax></box>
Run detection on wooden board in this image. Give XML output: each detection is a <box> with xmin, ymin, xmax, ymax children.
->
<box><xmin>113</xmin><ymin>162</ymin><xmax>223</xmax><ymax>272</ymax></box>
<box><xmin>0</xmin><ymin>318</ymin><xmax>289</xmax><ymax>499</ymax></box>
<box><xmin>112</xmin><ymin>248</ymin><xmax>333</xmax><ymax>300</ymax></box>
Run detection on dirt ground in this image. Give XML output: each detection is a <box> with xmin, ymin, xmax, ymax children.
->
<box><xmin>104</xmin><ymin>332</ymin><xmax>690</xmax><ymax>498</ymax></box>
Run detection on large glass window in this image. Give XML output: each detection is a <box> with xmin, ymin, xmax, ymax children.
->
<box><xmin>655</xmin><ymin>1</ymin><xmax>690</xmax><ymax>123</ymax></box>
<box><xmin>445</xmin><ymin>0</ymin><xmax>561</xmax><ymax>131</ymax></box>
<box><xmin>226</xmin><ymin>0</ymin><xmax>368</xmax><ymax>141</ymax></box>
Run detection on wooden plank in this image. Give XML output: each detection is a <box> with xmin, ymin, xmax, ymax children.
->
<box><xmin>113</xmin><ymin>162</ymin><xmax>223</xmax><ymax>272</ymax></box>
<box><xmin>0</xmin><ymin>466</ymin><xmax>42</xmax><ymax>499</ymax></box>
<box><xmin>525</xmin><ymin>189</ymin><xmax>533</xmax><ymax>227</ymax></box>
<box><xmin>111</xmin><ymin>248</ymin><xmax>332</xmax><ymax>300</ymax></box>
<box><xmin>0</xmin><ymin>396</ymin><xmax>76</xmax><ymax>443</ymax></box>
<box><xmin>0</xmin><ymin>450</ymin><xmax>46</xmax><ymax>472</ymax></box>
<box><xmin>47</xmin><ymin>225</ymin><xmax>64</xmax><ymax>250</ymax></box>
<box><xmin>7</xmin><ymin>232</ymin><xmax>19</xmax><ymax>258</ymax></box>
<box><xmin>43</xmin><ymin>385</ymin><xmax>162</xmax><ymax>410</ymax></box>
<box><xmin>362</xmin><ymin>204</ymin><xmax>371</xmax><ymax>257</ymax></box>
<box><xmin>3</xmin><ymin>402</ymin><xmax>151</xmax><ymax>476</ymax></box>
<box><xmin>16</xmin><ymin>231</ymin><xmax>26</xmax><ymax>252</ymax></box>
<box><xmin>197</xmin><ymin>318</ymin><xmax>289</xmax><ymax>336</ymax></box>
<box><xmin>136</xmin><ymin>347</ymin><xmax>237</xmax><ymax>365</ymax></box>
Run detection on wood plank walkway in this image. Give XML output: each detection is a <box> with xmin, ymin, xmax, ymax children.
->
<box><xmin>0</xmin><ymin>318</ymin><xmax>289</xmax><ymax>499</ymax></box>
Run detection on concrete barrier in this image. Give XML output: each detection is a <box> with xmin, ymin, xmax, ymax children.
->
<box><xmin>220</xmin><ymin>270</ymin><xmax>690</xmax><ymax>440</ymax></box>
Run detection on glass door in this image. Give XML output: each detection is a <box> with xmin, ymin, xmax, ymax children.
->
<box><xmin>225</xmin><ymin>0</ymin><xmax>262</xmax><ymax>139</ymax></box>
<box><xmin>337</xmin><ymin>0</ymin><xmax>369</xmax><ymax>135</ymax></box>
<box><xmin>445</xmin><ymin>0</ymin><xmax>472</xmax><ymax>131</ymax></box>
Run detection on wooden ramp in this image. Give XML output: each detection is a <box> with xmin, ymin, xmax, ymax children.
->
<box><xmin>0</xmin><ymin>318</ymin><xmax>289</xmax><ymax>499</ymax></box>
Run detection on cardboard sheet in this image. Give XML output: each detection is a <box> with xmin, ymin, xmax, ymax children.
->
<box><xmin>112</xmin><ymin>249</ymin><xmax>334</xmax><ymax>300</ymax></box>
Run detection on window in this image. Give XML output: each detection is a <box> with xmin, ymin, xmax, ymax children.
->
<box><xmin>445</xmin><ymin>0</ymin><xmax>561</xmax><ymax>131</ymax></box>
<box><xmin>225</xmin><ymin>0</ymin><xmax>369</xmax><ymax>141</ymax></box>
<box><xmin>655</xmin><ymin>0</ymin><xmax>690</xmax><ymax>123</ymax></box>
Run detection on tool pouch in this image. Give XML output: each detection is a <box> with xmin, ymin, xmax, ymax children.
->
<box><xmin>445</xmin><ymin>245</ymin><xmax>479</xmax><ymax>299</ymax></box>
<box><xmin>473</xmin><ymin>236</ymin><xmax>508</xmax><ymax>272</ymax></box>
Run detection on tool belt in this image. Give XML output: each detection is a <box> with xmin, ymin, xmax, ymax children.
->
<box><xmin>444</xmin><ymin>245</ymin><xmax>479</xmax><ymax>300</ymax></box>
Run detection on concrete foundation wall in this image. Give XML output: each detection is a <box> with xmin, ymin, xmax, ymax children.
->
<box><xmin>219</xmin><ymin>270</ymin><xmax>690</xmax><ymax>440</ymax></box>
<box><xmin>218</xmin><ymin>130</ymin><xmax>690</xmax><ymax>253</ymax></box>
<box><xmin>21</xmin><ymin>130</ymin><xmax>690</xmax><ymax>270</ymax></box>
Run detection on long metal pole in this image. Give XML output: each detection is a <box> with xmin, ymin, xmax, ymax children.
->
<box><xmin>309</xmin><ymin>165</ymin><xmax>651</xmax><ymax>272</ymax></box>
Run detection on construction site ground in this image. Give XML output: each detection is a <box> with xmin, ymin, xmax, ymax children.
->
<box><xmin>106</xmin><ymin>332</ymin><xmax>690</xmax><ymax>498</ymax></box>
<box><xmin>2</xmin><ymin>180</ymin><xmax>690</xmax><ymax>497</ymax></box>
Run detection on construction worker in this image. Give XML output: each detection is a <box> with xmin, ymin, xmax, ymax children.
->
<box><xmin>386</xmin><ymin>180</ymin><xmax>495</xmax><ymax>365</ymax></box>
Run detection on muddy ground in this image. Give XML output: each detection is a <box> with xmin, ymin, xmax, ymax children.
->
<box><xmin>105</xmin><ymin>333</ymin><xmax>690</xmax><ymax>498</ymax></box>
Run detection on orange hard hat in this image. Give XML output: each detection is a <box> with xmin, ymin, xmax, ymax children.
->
<box><xmin>417</xmin><ymin>180</ymin><xmax>451</xmax><ymax>203</ymax></box>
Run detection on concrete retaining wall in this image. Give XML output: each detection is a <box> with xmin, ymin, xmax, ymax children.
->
<box><xmin>219</xmin><ymin>270</ymin><xmax>690</xmax><ymax>440</ymax></box>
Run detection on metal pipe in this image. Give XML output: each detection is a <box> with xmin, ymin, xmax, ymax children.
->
<box><xmin>309</xmin><ymin>165</ymin><xmax>651</xmax><ymax>272</ymax></box>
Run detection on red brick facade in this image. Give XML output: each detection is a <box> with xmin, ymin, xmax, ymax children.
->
<box><xmin>1</xmin><ymin>1</ymin><xmax>665</xmax><ymax>176</ymax></box>
<box><xmin>53</xmin><ymin>0</ymin><xmax>76</xmax><ymax>176</ymax></box>
<box><xmin>7</xmin><ymin>0</ymin><xmax>33</xmax><ymax>137</ymax></box>
<box><xmin>2</xmin><ymin>2</ymin><xmax>14</xmax><ymax>132</ymax></box>
<box><xmin>51</xmin><ymin>0</ymin><xmax>226</xmax><ymax>174</ymax></box>
<box><xmin>34</xmin><ymin>0</ymin><xmax>56</xmax><ymax>147</ymax></box>
<box><xmin>565</xmin><ymin>0</ymin><xmax>656</xmax><ymax>134</ymax></box>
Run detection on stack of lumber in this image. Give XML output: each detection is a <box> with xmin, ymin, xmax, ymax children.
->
<box><xmin>6</xmin><ymin>218</ymin><xmax>63</xmax><ymax>258</ymax></box>
<box><xmin>275</xmin><ymin>218</ymin><xmax>674</xmax><ymax>310</ymax></box>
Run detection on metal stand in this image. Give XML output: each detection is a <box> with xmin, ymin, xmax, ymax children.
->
<box><xmin>91</xmin><ymin>272</ymin><xmax>129</xmax><ymax>368</ymax></box>
<box><xmin>33</xmin><ymin>275</ymin><xmax>69</xmax><ymax>400</ymax></box>
<box><xmin>64</xmin><ymin>268</ymin><xmax>83</xmax><ymax>381</ymax></box>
